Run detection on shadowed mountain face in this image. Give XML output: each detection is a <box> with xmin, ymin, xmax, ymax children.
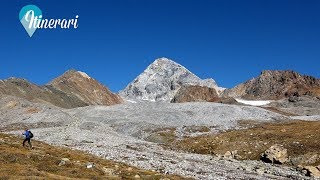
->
<box><xmin>120</xmin><ymin>57</ymin><xmax>223</xmax><ymax>102</ymax></box>
<box><xmin>48</xmin><ymin>70</ymin><xmax>123</xmax><ymax>106</ymax></box>
<box><xmin>223</xmin><ymin>70</ymin><xmax>320</xmax><ymax>100</ymax></box>
<box><xmin>0</xmin><ymin>70</ymin><xmax>122</xmax><ymax>108</ymax></box>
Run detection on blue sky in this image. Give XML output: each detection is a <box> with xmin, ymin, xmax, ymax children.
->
<box><xmin>1</xmin><ymin>0</ymin><xmax>319</xmax><ymax>92</ymax></box>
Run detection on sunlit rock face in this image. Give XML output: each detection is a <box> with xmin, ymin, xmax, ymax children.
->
<box><xmin>120</xmin><ymin>57</ymin><xmax>223</xmax><ymax>102</ymax></box>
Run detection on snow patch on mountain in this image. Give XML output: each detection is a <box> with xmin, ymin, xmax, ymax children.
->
<box><xmin>120</xmin><ymin>57</ymin><xmax>224</xmax><ymax>102</ymax></box>
<box><xmin>235</xmin><ymin>98</ymin><xmax>272</xmax><ymax>106</ymax></box>
<box><xmin>77</xmin><ymin>71</ymin><xmax>91</xmax><ymax>79</ymax></box>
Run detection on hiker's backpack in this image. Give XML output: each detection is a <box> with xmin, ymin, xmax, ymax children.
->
<box><xmin>29</xmin><ymin>131</ymin><xmax>34</xmax><ymax>138</ymax></box>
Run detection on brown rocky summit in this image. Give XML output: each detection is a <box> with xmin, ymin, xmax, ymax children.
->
<box><xmin>223</xmin><ymin>70</ymin><xmax>320</xmax><ymax>100</ymax></box>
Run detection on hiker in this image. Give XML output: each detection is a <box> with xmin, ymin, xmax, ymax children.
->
<box><xmin>22</xmin><ymin>129</ymin><xmax>33</xmax><ymax>148</ymax></box>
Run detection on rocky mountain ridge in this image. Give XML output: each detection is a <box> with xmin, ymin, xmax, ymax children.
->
<box><xmin>1</xmin><ymin>59</ymin><xmax>319</xmax><ymax>107</ymax></box>
<box><xmin>119</xmin><ymin>57</ymin><xmax>224</xmax><ymax>102</ymax></box>
<box><xmin>0</xmin><ymin>77</ymin><xmax>87</xmax><ymax>108</ymax></box>
<box><xmin>48</xmin><ymin>70</ymin><xmax>123</xmax><ymax>106</ymax></box>
<box><xmin>0</xmin><ymin>70</ymin><xmax>122</xmax><ymax>108</ymax></box>
<box><xmin>223</xmin><ymin>70</ymin><xmax>320</xmax><ymax>100</ymax></box>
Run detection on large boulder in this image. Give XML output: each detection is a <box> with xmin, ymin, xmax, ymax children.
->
<box><xmin>303</xmin><ymin>166</ymin><xmax>320</xmax><ymax>178</ymax></box>
<box><xmin>261</xmin><ymin>144</ymin><xmax>288</xmax><ymax>164</ymax></box>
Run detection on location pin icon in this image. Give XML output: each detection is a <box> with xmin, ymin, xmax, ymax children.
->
<box><xmin>19</xmin><ymin>5</ymin><xmax>42</xmax><ymax>37</ymax></box>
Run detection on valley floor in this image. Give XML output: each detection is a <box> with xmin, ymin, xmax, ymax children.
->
<box><xmin>1</xmin><ymin>96</ymin><xmax>319</xmax><ymax>179</ymax></box>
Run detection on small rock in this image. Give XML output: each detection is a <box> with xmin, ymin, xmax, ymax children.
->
<box><xmin>288</xmin><ymin>95</ymin><xmax>299</xmax><ymax>102</ymax></box>
<box><xmin>224</xmin><ymin>151</ymin><xmax>232</xmax><ymax>159</ymax></box>
<box><xmin>240</xmin><ymin>163</ymin><xmax>254</xmax><ymax>172</ymax></box>
<box><xmin>102</xmin><ymin>167</ymin><xmax>115</xmax><ymax>175</ymax></box>
<box><xmin>231</xmin><ymin>150</ymin><xmax>237</xmax><ymax>155</ymax></box>
<box><xmin>261</xmin><ymin>144</ymin><xmax>288</xmax><ymax>164</ymax></box>
<box><xmin>216</xmin><ymin>154</ymin><xmax>223</xmax><ymax>160</ymax></box>
<box><xmin>86</xmin><ymin>162</ymin><xmax>95</xmax><ymax>169</ymax></box>
<box><xmin>280</xmin><ymin>128</ymin><xmax>286</xmax><ymax>132</ymax></box>
<box><xmin>305</xmin><ymin>154</ymin><xmax>319</xmax><ymax>164</ymax></box>
<box><xmin>61</xmin><ymin>158</ymin><xmax>70</xmax><ymax>162</ymax></box>
<box><xmin>58</xmin><ymin>161</ymin><xmax>65</xmax><ymax>166</ymax></box>
<box><xmin>58</xmin><ymin>158</ymin><xmax>70</xmax><ymax>166</ymax></box>
<box><xmin>302</xmin><ymin>169</ymin><xmax>308</xmax><ymax>175</ymax></box>
<box><xmin>303</xmin><ymin>166</ymin><xmax>320</xmax><ymax>178</ymax></box>
<box><xmin>134</xmin><ymin>174</ymin><xmax>140</xmax><ymax>179</ymax></box>
<box><xmin>296</xmin><ymin>165</ymin><xmax>304</xmax><ymax>171</ymax></box>
<box><xmin>224</xmin><ymin>150</ymin><xmax>241</xmax><ymax>159</ymax></box>
<box><xmin>233</xmin><ymin>154</ymin><xmax>242</xmax><ymax>160</ymax></box>
<box><xmin>127</xmin><ymin>167</ymin><xmax>133</xmax><ymax>171</ymax></box>
<box><xmin>256</xmin><ymin>167</ymin><xmax>265</xmax><ymax>175</ymax></box>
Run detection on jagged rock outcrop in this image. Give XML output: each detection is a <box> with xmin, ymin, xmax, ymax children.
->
<box><xmin>223</xmin><ymin>70</ymin><xmax>320</xmax><ymax>100</ymax></box>
<box><xmin>0</xmin><ymin>78</ymin><xmax>87</xmax><ymax>108</ymax></box>
<box><xmin>302</xmin><ymin>166</ymin><xmax>320</xmax><ymax>178</ymax></box>
<box><xmin>120</xmin><ymin>57</ymin><xmax>224</xmax><ymax>102</ymax></box>
<box><xmin>171</xmin><ymin>85</ymin><xmax>219</xmax><ymax>103</ymax></box>
<box><xmin>48</xmin><ymin>70</ymin><xmax>123</xmax><ymax>106</ymax></box>
<box><xmin>261</xmin><ymin>144</ymin><xmax>288</xmax><ymax>164</ymax></box>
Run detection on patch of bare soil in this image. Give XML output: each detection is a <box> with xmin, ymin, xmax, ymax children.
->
<box><xmin>0</xmin><ymin>133</ymin><xmax>185</xmax><ymax>179</ymax></box>
<box><xmin>24</xmin><ymin>107</ymin><xmax>41</xmax><ymax>114</ymax></box>
<box><xmin>168</xmin><ymin>120</ymin><xmax>320</xmax><ymax>166</ymax></box>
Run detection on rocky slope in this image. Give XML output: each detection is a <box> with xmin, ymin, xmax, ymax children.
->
<box><xmin>0</xmin><ymin>70</ymin><xmax>122</xmax><ymax>108</ymax></box>
<box><xmin>171</xmin><ymin>85</ymin><xmax>219</xmax><ymax>103</ymax></box>
<box><xmin>268</xmin><ymin>95</ymin><xmax>320</xmax><ymax>116</ymax></box>
<box><xmin>120</xmin><ymin>57</ymin><xmax>224</xmax><ymax>102</ymax></box>
<box><xmin>0</xmin><ymin>133</ymin><xmax>181</xmax><ymax>179</ymax></box>
<box><xmin>223</xmin><ymin>70</ymin><xmax>320</xmax><ymax>100</ymax></box>
<box><xmin>0</xmin><ymin>78</ymin><xmax>87</xmax><ymax>108</ymax></box>
<box><xmin>48</xmin><ymin>70</ymin><xmax>123</xmax><ymax>106</ymax></box>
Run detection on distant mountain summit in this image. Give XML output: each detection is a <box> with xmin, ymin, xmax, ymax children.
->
<box><xmin>0</xmin><ymin>77</ymin><xmax>88</xmax><ymax>108</ymax></box>
<box><xmin>48</xmin><ymin>69</ymin><xmax>123</xmax><ymax>106</ymax></box>
<box><xmin>120</xmin><ymin>57</ymin><xmax>224</xmax><ymax>102</ymax></box>
<box><xmin>0</xmin><ymin>70</ymin><xmax>122</xmax><ymax>108</ymax></box>
<box><xmin>223</xmin><ymin>70</ymin><xmax>320</xmax><ymax>100</ymax></box>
